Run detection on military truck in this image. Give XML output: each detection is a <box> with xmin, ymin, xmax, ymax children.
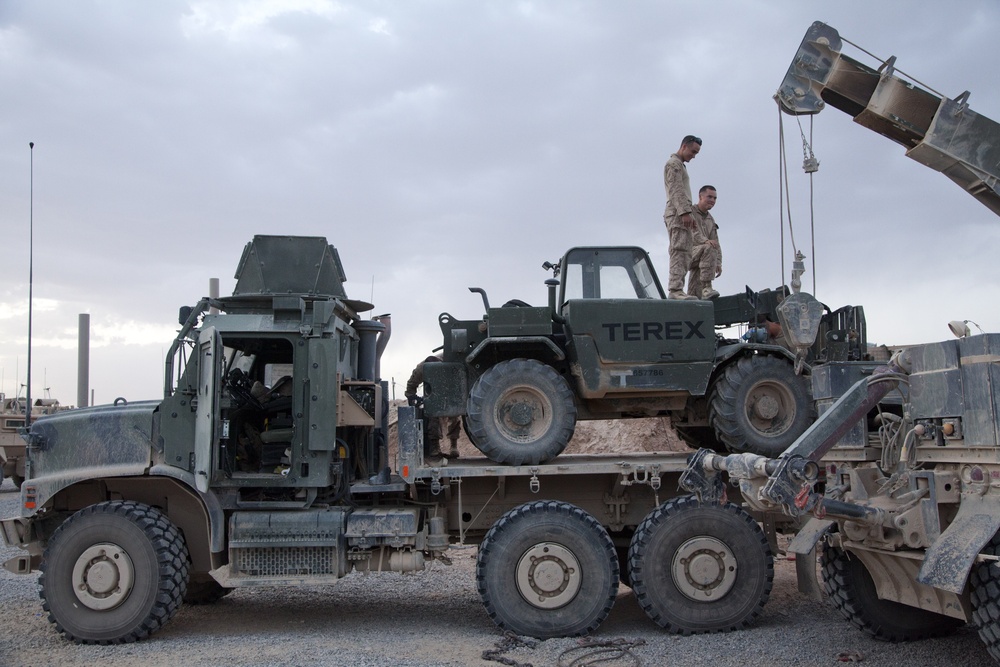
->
<box><xmin>423</xmin><ymin>244</ymin><xmax>874</xmax><ymax>465</ymax></box>
<box><xmin>0</xmin><ymin>235</ymin><xmax>778</xmax><ymax>644</ymax></box>
<box><xmin>676</xmin><ymin>20</ymin><xmax>1000</xmax><ymax>663</ymax></box>
<box><xmin>0</xmin><ymin>393</ymin><xmax>67</xmax><ymax>490</ymax></box>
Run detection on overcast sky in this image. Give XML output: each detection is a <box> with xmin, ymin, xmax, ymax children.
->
<box><xmin>1</xmin><ymin>1</ymin><xmax>998</xmax><ymax>406</ymax></box>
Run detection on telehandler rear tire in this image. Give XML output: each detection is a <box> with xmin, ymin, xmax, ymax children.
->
<box><xmin>709</xmin><ymin>354</ymin><xmax>814</xmax><ymax>457</ymax></box>
<box><xmin>822</xmin><ymin>542</ymin><xmax>963</xmax><ymax>642</ymax></box>
<box><xmin>466</xmin><ymin>358</ymin><xmax>576</xmax><ymax>465</ymax></box>
<box><xmin>476</xmin><ymin>500</ymin><xmax>618</xmax><ymax>638</ymax></box>
<box><xmin>628</xmin><ymin>495</ymin><xmax>773</xmax><ymax>634</ymax></box>
<box><xmin>39</xmin><ymin>500</ymin><xmax>190</xmax><ymax>643</ymax></box>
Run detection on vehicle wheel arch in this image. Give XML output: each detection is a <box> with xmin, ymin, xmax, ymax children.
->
<box><xmin>466</xmin><ymin>337</ymin><xmax>567</xmax><ymax>370</ymax></box>
<box><xmin>43</xmin><ymin>475</ymin><xmax>221</xmax><ymax>575</ymax></box>
<box><xmin>712</xmin><ymin>343</ymin><xmax>806</xmax><ymax>376</ymax></box>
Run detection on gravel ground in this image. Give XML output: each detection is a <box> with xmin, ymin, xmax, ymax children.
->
<box><xmin>0</xmin><ymin>476</ymin><xmax>995</xmax><ymax>667</ymax></box>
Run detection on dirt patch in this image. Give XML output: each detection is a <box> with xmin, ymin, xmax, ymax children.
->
<box><xmin>386</xmin><ymin>400</ymin><xmax>691</xmax><ymax>460</ymax></box>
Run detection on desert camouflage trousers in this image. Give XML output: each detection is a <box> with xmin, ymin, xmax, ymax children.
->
<box><xmin>667</xmin><ymin>224</ymin><xmax>693</xmax><ymax>295</ymax></box>
<box><xmin>687</xmin><ymin>243</ymin><xmax>720</xmax><ymax>299</ymax></box>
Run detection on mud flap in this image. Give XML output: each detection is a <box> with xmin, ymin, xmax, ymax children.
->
<box><xmin>919</xmin><ymin>494</ymin><xmax>1000</xmax><ymax>594</ymax></box>
<box><xmin>788</xmin><ymin>517</ymin><xmax>835</xmax><ymax>601</ymax></box>
<box><xmin>794</xmin><ymin>547</ymin><xmax>823</xmax><ymax>602</ymax></box>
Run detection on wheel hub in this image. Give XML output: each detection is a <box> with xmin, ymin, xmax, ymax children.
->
<box><xmin>509</xmin><ymin>402</ymin><xmax>535</xmax><ymax>427</ymax></box>
<box><xmin>515</xmin><ymin>542</ymin><xmax>581</xmax><ymax>609</ymax></box>
<box><xmin>746</xmin><ymin>380</ymin><xmax>794</xmax><ymax>435</ymax></box>
<box><xmin>72</xmin><ymin>543</ymin><xmax>135</xmax><ymax>611</ymax></box>
<box><xmin>496</xmin><ymin>385</ymin><xmax>553</xmax><ymax>443</ymax></box>
<box><xmin>752</xmin><ymin>394</ymin><xmax>780</xmax><ymax>420</ymax></box>
<box><xmin>672</xmin><ymin>536</ymin><xmax>737</xmax><ymax>602</ymax></box>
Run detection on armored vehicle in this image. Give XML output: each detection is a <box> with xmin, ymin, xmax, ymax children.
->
<box><xmin>423</xmin><ymin>245</ymin><xmax>873</xmax><ymax>465</ymax></box>
<box><xmin>0</xmin><ymin>393</ymin><xmax>66</xmax><ymax>489</ymax></box>
<box><xmin>0</xmin><ymin>235</ymin><xmax>779</xmax><ymax>644</ymax></box>
<box><xmin>677</xmin><ymin>20</ymin><xmax>1000</xmax><ymax>663</ymax></box>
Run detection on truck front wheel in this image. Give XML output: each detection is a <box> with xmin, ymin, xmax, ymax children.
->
<box><xmin>39</xmin><ymin>500</ymin><xmax>190</xmax><ymax>643</ymax></box>
<box><xmin>467</xmin><ymin>358</ymin><xmax>576</xmax><ymax>465</ymax></box>
<box><xmin>709</xmin><ymin>355</ymin><xmax>814</xmax><ymax>457</ymax></box>
<box><xmin>628</xmin><ymin>495</ymin><xmax>773</xmax><ymax>634</ymax></box>
<box><xmin>476</xmin><ymin>501</ymin><xmax>618</xmax><ymax>638</ymax></box>
<box><xmin>972</xmin><ymin>534</ymin><xmax>1000</xmax><ymax>659</ymax></box>
<box><xmin>823</xmin><ymin>542</ymin><xmax>963</xmax><ymax>641</ymax></box>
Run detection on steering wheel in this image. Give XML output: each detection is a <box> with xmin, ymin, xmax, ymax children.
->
<box><xmin>227</xmin><ymin>368</ymin><xmax>264</xmax><ymax>410</ymax></box>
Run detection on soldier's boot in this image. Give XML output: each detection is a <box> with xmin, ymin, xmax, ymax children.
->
<box><xmin>669</xmin><ymin>291</ymin><xmax>698</xmax><ymax>300</ymax></box>
<box><xmin>701</xmin><ymin>284</ymin><xmax>720</xmax><ymax>299</ymax></box>
<box><xmin>426</xmin><ymin>438</ymin><xmax>443</xmax><ymax>460</ymax></box>
<box><xmin>448</xmin><ymin>439</ymin><xmax>460</xmax><ymax>459</ymax></box>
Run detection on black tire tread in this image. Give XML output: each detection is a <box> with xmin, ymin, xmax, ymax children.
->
<box><xmin>476</xmin><ymin>500</ymin><xmax>618</xmax><ymax>638</ymax></box>
<box><xmin>708</xmin><ymin>355</ymin><xmax>814</xmax><ymax>457</ymax></box>
<box><xmin>972</xmin><ymin>535</ymin><xmax>1000</xmax><ymax>659</ymax></box>
<box><xmin>822</xmin><ymin>542</ymin><xmax>962</xmax><ymax>642</ymax></box>
<box><xmin>466</xmin><ymin>358</ymin><xmax>576</xmax><ymax>465</ymax></box>
<box><xmin>39</xmin><ymin>500</ymin><xmax>190</xmax><ymax>644</ymax></box>
<box><xmin>629</xmin><ymin>495</ymin><xmax>773</xmax><ymax>635</ymax></box>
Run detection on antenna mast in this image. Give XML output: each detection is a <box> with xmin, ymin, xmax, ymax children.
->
<box><xmin>26</xmin><ymin>142</ymin><xmax>34</xmax><ymax>427</ymax></box>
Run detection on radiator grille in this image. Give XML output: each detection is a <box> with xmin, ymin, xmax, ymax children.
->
<box><xmin>232</xmin><ymin>546</ymin><xmax>339</xmax><ymax>577</ymax></box>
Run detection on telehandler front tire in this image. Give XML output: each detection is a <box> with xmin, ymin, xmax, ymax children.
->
<box><xmin>709</xmin><ymin>354</ymin><xmax>814</xmax><ymax>457</ymax></box>
<box><xmin>466</xmin><ymin>358</ymin><xmax>576</xmax><ymax>465</ymax></box>
<box><xmin>39</xmin><ymin>500</ymin><xmax>189</xmax><ymax>643</ymax></box>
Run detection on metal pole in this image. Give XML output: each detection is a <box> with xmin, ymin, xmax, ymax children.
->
<box><xmin>26</xmin><ymin>142</ymin><xmax>34</xmax><ymax>427</ymax></box>
<box><xmin>78</xmin><ymin>313</ymin><xmax>90</xmax><ymax>408</ymax></box>
<box><xmin>209</xmin><ymin>278</ymin><xmax>219</xmax><ymax>314</ymax></box>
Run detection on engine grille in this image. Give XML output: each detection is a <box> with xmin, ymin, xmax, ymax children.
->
<box><xmin>232</xmin><ymin>545</ymin><xmax>339</xmax><ymax>577</ymax></box>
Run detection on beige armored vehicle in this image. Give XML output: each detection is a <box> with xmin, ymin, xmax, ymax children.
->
<box><xmin>1</xmin><ymin>393</ymin><xmax>68</xmax><ymax>490</ymax></box>
<box><xmin>681</xmin><ymin>20</ymin><xmax>1000</xmax><ymax>663</ymax></box>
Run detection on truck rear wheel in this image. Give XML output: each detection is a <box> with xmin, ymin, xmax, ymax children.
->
<box><xmin>629</xmin><ymin>495</ymin><xmax>773</xmax><ymax>634</ymax></box>
<box><xmin>709</xmin><ymin>355</ymin><xmax>814</xmax><ymax>457</ymax></box>
<box><xmin>467</xmin><ymin>358</ymin><xmax>576</xmax><ymax>465</ymax></box>
<box><xmin>476</xmin><ymin>500</ymin><xmax>618</xmax><ymax>638</ymax></box>
<box><xmin>822</xmin><ymin>542</ymin><xmax>963</xmax><ymax>641</ymax></box>
<box><xmin>39</xmin><ymin>500</ymin><xmax>190</xmax><ymax>643</ymax></box>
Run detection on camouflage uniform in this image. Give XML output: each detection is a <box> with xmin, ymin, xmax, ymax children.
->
<box><xmin>686</xmin><ymin>206</ymin><xmax>721</xmax><ymax>299</ymax></box>
<box><xmin>405</xmin><ymin>358</ymin><xmax>461</xmax><ymax>458</ymax></box>
<box><xmin>663</xmin><ymin>153</ymin><xmax>695</xmax><ymax>297</ymax></box>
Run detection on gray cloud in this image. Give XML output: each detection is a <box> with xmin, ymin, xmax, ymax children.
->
<box><xmin>1</xmin><ymin>0</ymin><xmax>998</xmax><ymax>403</ymax></box>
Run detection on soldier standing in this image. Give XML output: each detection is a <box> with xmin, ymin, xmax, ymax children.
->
<box><xmin>663</xmin><ymin>135</ymin><xmax>702</xmax><ymax>299</ymax></box>
<box><xmin>405</xmin><ymin>355</ymin><xmax>461</xmax><ymax>460</ymax></box>
<box><xmin>686</xmin><ymin>185</ymin><xmax>722</xmax><ymax>300</ymax></box>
